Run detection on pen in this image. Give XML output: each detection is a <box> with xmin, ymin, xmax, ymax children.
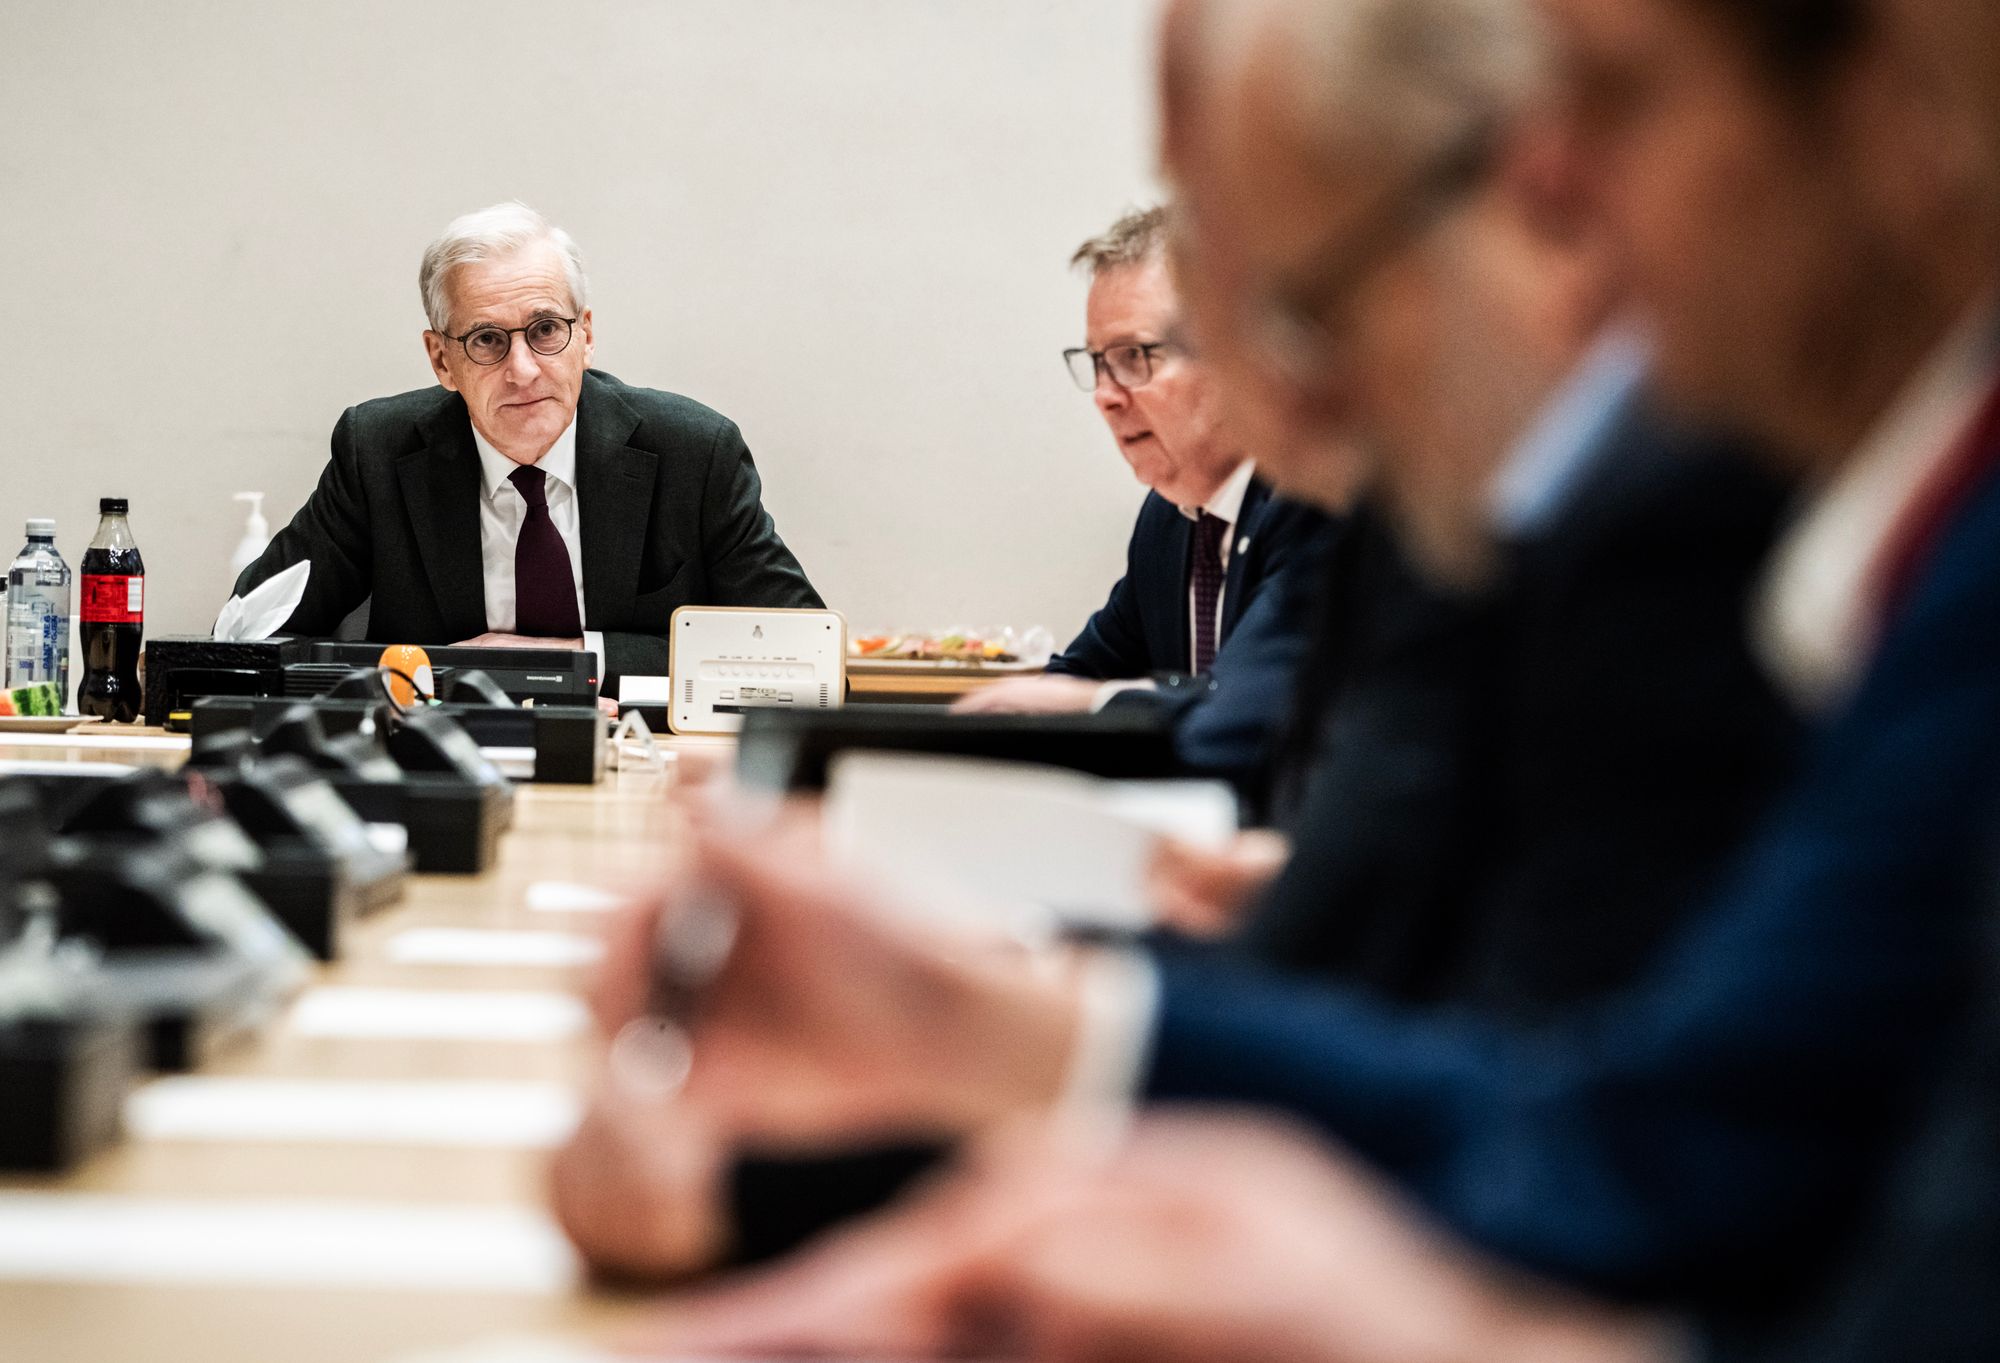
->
<box><xmin>608</xmin><ymin>884</ymin><xmax>740</xmax><ymax>1096</ymax></box>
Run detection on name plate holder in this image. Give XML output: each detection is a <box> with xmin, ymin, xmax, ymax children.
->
<box><xmin>664</xmin><ymin>607</ymin><xmax>847</xmax><ymax>736</ymax></box>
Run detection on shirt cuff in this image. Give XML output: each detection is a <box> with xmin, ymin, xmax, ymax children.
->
<box><xmin>1090</xmin><ymin>678</ymin><xmax>1158</xmax><ymax>713</ymax></box>
<box><xmin>582</xmin><ymin>631</ymin><xmax>606</xmax><ymax>692</ymax></box>
<box><xmin>1058</xmin><ymin>947</ymin><xmax>1161</xmax><ymax>1115</ymax></box>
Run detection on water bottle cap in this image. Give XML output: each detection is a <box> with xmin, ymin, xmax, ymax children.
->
<box><xmin>25</xmin><ymin>518</ymin><xmax>54</xmax><ymax>536</ymax></box>
<box><xmin>99</xmin><ymin>497</ymin><xmax>128</xmax><ymax>515</ymax></box>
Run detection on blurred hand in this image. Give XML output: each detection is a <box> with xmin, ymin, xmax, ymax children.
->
<box><xmin>1148</xmin><ymin>829</ymin><xmax>1292</xmax><ymax>936</ymax></box>
<box><xmin>453</xmin><ymin>632</ymin><xmax>585</xmax><ymax>650</ymax></box>
<box><xmin>643</xmin><ymin>1111</ymin><xmax>1681</xmax><ymax>1363</ymax></box>
<box><xmin>952</xmin><ymin>675</ymin><xmax>1106</xmax><ymax>715</ymax></box>
<box><xmin>547</xmin><ymin>1068</ymin><xmax>730</xmax><ymax>1281</ymax></box>
<box><xmin>590</xmin><ymin>808</ymin><xmax>1085</xmax><ymax>1152</ymax></box>
<box><xmin>663</xmin><ymin>742</ymin><xmax>736</xmax><ymax>799</ymax></box>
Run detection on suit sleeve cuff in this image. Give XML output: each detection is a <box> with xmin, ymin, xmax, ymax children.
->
<box><xmin>1058</xmin><ymin>947</ymin><xmax>1161</xmax><ymax>1114</ymax></box>
<box><xmin>583</xmin><ymin>631</ymin><xmax>606</xmax><ymax>692</ymax></box>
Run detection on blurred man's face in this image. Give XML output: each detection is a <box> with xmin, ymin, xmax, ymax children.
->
<box><xmin>1083</xmin><ymin>256</ymin><xmax>1243</xmax><ymax>509</ymax></box>
<box><xmin>1883</xmin><ymin>0</ymin><xmax>2000</xmax><ymax>162</ymax></box>
<box><xmin>1165</xmin><ymin>47</ymin><xmax>1542</xmax><ymax>581</ymax></box>
<box><xmin>1534</xmin><ymin>0</ymin><xmax>1922</xmax><ymax>460</ymax></box>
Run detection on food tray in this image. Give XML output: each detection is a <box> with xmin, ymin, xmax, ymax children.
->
<box><xmin>845</xmin><ymin>655</ymin><xmax>1044</xmax><ymax>676</ymax></box>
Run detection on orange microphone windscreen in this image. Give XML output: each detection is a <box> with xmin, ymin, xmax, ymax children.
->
<box><xmin>378</xmin><ymin>644</ymin><xmax>434</xmax><ymax>706</ymax></box>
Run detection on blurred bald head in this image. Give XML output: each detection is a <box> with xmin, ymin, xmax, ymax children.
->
<box><xmin>1163</xmin><ymin>0</ymin><xmax>1547</xmax><ymax>224</ymax></box>
<box><xmin>1162</xmin><ymin>0</ymin><xmax>1613</xmax><ymax>585</ymax></box>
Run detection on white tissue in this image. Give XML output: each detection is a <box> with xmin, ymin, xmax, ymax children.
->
<box><xmin>214</xmin><ymin>559</ymin><xmax>310</xmax><ymax>641</ymax></box>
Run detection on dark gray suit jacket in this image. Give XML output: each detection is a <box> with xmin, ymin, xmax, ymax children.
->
<box><xmin>233</xmin><ymin>369</ymin><xmax>822</xmax><ymax>694</ymax></box>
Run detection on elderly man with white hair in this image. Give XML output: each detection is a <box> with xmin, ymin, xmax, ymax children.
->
<box><xmin>231</xmin><ymin>201</ymin><xmax>821</xmax><ymax>695</ymax></box>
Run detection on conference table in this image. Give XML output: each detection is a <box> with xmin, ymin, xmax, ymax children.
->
<box><xmin>0</xmin><ymin>725</ymin><xmax>731</xmax><ymax>1363</ymax></box>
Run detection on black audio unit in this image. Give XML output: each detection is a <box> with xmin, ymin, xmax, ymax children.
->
<box><xmin>305</xmin><ymin>643</ymin><xmax>597</xmax><ymax>705</ymax></box>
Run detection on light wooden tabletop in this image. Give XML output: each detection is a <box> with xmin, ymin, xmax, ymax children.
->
<box><xmin>0</xmin><ymin>732</ymin><xmax>722</xmax><ymax>1363</ymax></box>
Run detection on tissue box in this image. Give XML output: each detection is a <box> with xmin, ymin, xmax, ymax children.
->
<box><xmin>143</xmin><ymin>636</ymin><xmax>308</xmax><ymax>726</ymax></box>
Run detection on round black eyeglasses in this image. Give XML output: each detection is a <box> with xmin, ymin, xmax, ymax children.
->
<box><xmin>445</xmin><ymin>315</ymin><xmax>578</xmax><ymax>366</ymax></box>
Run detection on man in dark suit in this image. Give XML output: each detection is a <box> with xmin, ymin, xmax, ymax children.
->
<box><xmin>543</xmin><ymin>9</ymin><xmax>1798</xmax><ymax>1269</ymax></box>
<box><xmin>549</xmin><ymin>0</ymin><xmax>2000</xmax><ymax>1355</ymax></box>
<box><xmin>652</xmin><ymin>374</ymin><xmax>2000</xmax><ymax>1358</ymax></box>
<box><xmin>545</xmin><ymin>0</ymin><xmax>2000</xmax><ymax>1328</ymax></box>
<box><xmin>954</xmin><ymin>206</ymin><xmax>1334</xmax><ymax>781</ymax></box>
<box><xmin>231</xmin><ymin>202</ymin><xmax>821</xmax><ymax>697</ymax></box>
<box><xmin>1237</xmin><ymin>393</ymin><xmax>1797</xmax><ymax>1019</ymax></box>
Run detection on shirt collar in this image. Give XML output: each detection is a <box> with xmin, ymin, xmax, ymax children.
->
<box><xmin>1756</xmin><ymin>301</ymin><xmax>2000</xmax><ymax>714</ymax></box>
<box><xmin>472</xmin><ymin>411</ymin><xmax>580</xmax><ymax>502</ymax></box>
<box><xmin>1178</xmin><ymin>459</ymin><xmax>1257</xmax><ymax>526</ymax></box>
<box><xmin>1487</xmin><ymin>325</ymin><xmax>1651</xmax><ymax>538</ymax></box>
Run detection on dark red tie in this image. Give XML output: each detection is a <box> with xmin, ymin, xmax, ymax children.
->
<box><xmin>1191</xmin><ymin>511</ymin><xmax>1229</xmax><ymax>674</ymax></box>
<box><xmin>508</xmin><ymin>464</ymin><xmax>582</xmax><ymax>638</ymax></box>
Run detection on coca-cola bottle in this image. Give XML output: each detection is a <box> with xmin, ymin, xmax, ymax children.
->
<box><xmin>78</xmin><ymin>498</ymin><xmax>145</xmax><ymax>723</ymax></box>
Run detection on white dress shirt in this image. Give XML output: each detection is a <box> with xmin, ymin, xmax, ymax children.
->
<box><xmin>469</xmin><ymin>415</ymin><xmax>605</xmax><ymax>685</ymax></box>
<box><xmin>1756</xmin><ymin>301</ymin><xmax>2000</xmax><ymax>713</ymax></box>
<box><xmin>1486</xmin><ymin>326</ymin><xmax>1649</xmax><ymax>539</ymax></box>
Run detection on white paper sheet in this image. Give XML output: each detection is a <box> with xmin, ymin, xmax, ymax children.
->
<box><xmin>125</xmin><ymin>1077</ymin><xmax>581</xmax><ymax>1148</ymax></box>
<box><xmin>386</xmin><ymin>929</ymin><xmax>604</xmax><ymax>969</ymax></box>
<box><xmin>0</xmin><ymin>1194</ymin><xmax>577</xmax><ymax>1293</ymax></box>
<box><xmin>824</xmin><ymin>752</ymin><xmax>1240</xmax><ymax>933</ymax></box>
<box><xmin>0</xmin><ymin>731</ymin><xmax>190</xmax><ymax>751</ymax></box>
<box><xmin>523</xmin><ymin>881</ymin><xmax>625</xmax><ymax>914</ymax></box>
<box><xmin>0</xmin><ymin>759</ymin><xmax>138</xmax><ymax>777</ymax></box>
<box><xmin>615</xmin><ymin>674</ymin><xmax>674</xmax><ymax>705</ymax></box>
<box><xmin>286</xmin><ymin>988</ymin><xmax>588</xmax><ymax>1042</ymax></box>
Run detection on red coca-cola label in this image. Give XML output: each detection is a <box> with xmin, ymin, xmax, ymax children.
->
<box><xmin>81</xmin><ymin>574</ymin><xmax>145</xmax><ymax>624</ymax></box>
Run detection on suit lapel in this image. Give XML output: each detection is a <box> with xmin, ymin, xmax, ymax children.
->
<box><xmin>1220</xmin><ymin>477</ymin><xmax>1272</xmax><ymax>634</ymax></box>
<box><xmin>396</xmin><ymin>399</ymin><xmax>488</xmax><ymax>640</ymax></box>
<box><xmin>574</xmin><ymin>373</ymin><xmax>656</xmax><ymax>626</ymax></box>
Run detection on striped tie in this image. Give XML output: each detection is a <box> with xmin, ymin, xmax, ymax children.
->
<box><xmin>1191</xmin><ymin>511</ymin><xmax>1229</xmax><ymax>674</ymax></box>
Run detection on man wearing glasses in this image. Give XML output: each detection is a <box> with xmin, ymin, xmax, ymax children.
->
<box><xmin>231</xmin><ymin>201</ymin><xmax>821</xmax><ymax>696</ymax></box>
<box><xmin>957</xmin><ymin>206</ymin><xmax>1337</xmax><ymax>786</ymax></box>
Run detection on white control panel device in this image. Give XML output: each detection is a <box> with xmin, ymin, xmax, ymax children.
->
<box><xmin>666</xmin><ymin>606</ymin><xmax>848</xmax><ymax>735</ymax></box>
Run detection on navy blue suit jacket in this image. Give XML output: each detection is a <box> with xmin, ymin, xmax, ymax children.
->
<box><xmin>1242</xmin><ymin>405</ymin><xmax>1799</xmax><ymax>1017</ymax></box>
<box><xmin>1146</xmin><ymin>422</ymin><xmax>2000</xmax><ymax>1316</ymax></box>
<box><xmin>1047</xmin><ymin>478</ymin><xmax>1326</xmax><ymax>681</ymax></box>
<box><xmin>1709</xmin><ymin>913</ymin><xmax>2000</xmax><ymax>1362</ymax></box>
<box><xmin>1048</xmin><ymin>478</ymin><xmax>1335</xmax><ymax>782</ymax></box>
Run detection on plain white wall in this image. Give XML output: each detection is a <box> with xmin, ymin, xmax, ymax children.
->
<box><xmin>0</xmin><ymin>0</ymin><xmax>1163</xmax><ymax>652</ymax></box>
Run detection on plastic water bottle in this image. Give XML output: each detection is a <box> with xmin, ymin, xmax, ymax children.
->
<box><xmin>6</xmin><ymin>519</ymin><xmax>73</xmax><ymax>695</ymax></box>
